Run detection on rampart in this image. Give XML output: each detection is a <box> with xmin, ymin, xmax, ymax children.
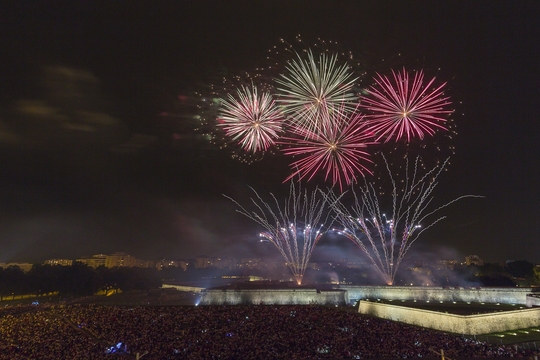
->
<box><xmin>359</xmin><ymin>300</ymin><xmax>540</xmax><ymax>335</ymax></box>
<box><xmin>527</xmin><ymin>294</ymin><xmax>540</xmax><ymax>307</ymax></box>
<box><xmin>161</xmin><ymin>284</ymin><xmax>204</xmax><ymax>293</ymax></box>
<box><xmin>340</xmin><ymin>286</ymin><xmax>534</xmax><ymax>305</ymax></box>
<box><xmin>199</xmin><ymin>288</ymin><xmax>348</xmax><ymax>306</ymax></box>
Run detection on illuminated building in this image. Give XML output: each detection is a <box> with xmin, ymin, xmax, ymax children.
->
<box><xmin>465</xmin><ymin>255</ymin><xmax>484</xmax><ymax>266</ymax></box>
<box><xmin>195</xmin><ymin>256</ymin><xmax>238</xmax><ymax>269</ymax></box>
<box><xmin>155</xmin><ymin>259</ymin><xmax>189</xmax><ymax>271</ymax></box>
<box><xmin>436</xmin><ymin>259</ymin><xmax>458</xmax><ymax>270</ymax></box>
<box><xmin>76</xmin><ymin>253</ymin><xmax>153</xmax><ymax>268</ymax></box>
<box><xmin>43</xmin><ymin>259</ymin><xmax>73</xmax><ymax>266</ymax></box>
<box><xmin>195</xmin><ymin>256</ymin><xmax>213</xmax><ymax>269</ymax></box>
<box><xmin>105</xmin><ymin>252</ymin><xmax>149</xmax><ymax>268</ymax></box>
<box><xmin>238</xmin><ymin>258</ymin><xmax>262</xmax><ymax>269</ymax></box>
<box><xmin>131</xmin><ymin>258</ymin><xmax>154</xmax><ymax>268</ymax></box>
<box><xmin>76</xmin><ymin>254</ymin><xmax>107</xmax><ymax>268</ymax></box>
<box><xmin>0</xmin><ymin>262</ymin><xmax>33</xmax><ymax>272</ymax></box>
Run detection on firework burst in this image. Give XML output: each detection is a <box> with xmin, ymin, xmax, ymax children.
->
<box><xmin>275</xmin><ymin>49</ymin><xmax>359</xmax><ymax>134</ymax></box>
<box><xmin>280</xmin><ymin>104</ymin><xmax>375</xmax><ymax>191</ymax></box>
<box><xmin>224</xmin><ymin>183</ymin><xmax>331</xmax><ymax>285</ymax></box>
<box><xmin>361</xmin><ymin>68</ymin><xmax>452</xmax><ymax>143</ymax></box>
<box><xmin>217</xmin><ymin>83</ymin><xmax>284</xmax><ymax>153</ymax></box>
<box><xmin>327</xmin><ymin>154</ymin><xmax>482</xmax><ymax>285</ymax></box>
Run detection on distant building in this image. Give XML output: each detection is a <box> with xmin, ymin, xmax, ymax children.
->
<box><xmin>44</xmin><ymin>259</ymin><xmax>73</xmax><ymax>266</ymax></box>
<box><xmin>76</xmin><ymin>254</ymin><xmax>107</xmax><ymax>268</ymax></box>
<box><xmin>237</xmin><ymin>258</ymin><xmax>262</xmax><ymax>269</ymax></box>
<box><xmin>410</xmin><ymin>266</ymin><xmax>432</xmax><ymax>275</ymax></box>
<box><xmin>105</xmin><ymin>252</ymin><xmax>153</xmax><ymax>268</ymax></box>
<box><xmin>314</xmin><ymin>261</ymin><xmax>338</xmax><ymax>269</ymax></box>
<box><xmin>155</xmin><ymin>259</ymin><xmax>189</xmax><ymax>271</ymax></box>
<box><xmin>195</xmin><ymin>256</ymin><xmax>238</xmax><ymax>269</ymax></box>
<box><xmin>195</xmin><ymin>256</ymin><xmax>213</xmax><ymax>269</ymax></box>
<box><xmin>105</xmin><ymin>252</ymin><xmax>137</xmax><ymax>268</ymax></box>
<box><xmin>215</xmin><ymin>257</ymin><xmax>238</xmax><ymax>269</ymax></box>
<box><xmin>76</xmin><ymin>253</ymin><xmax>153</xmax><ymax>269</ymax></box>
<box><xmin>0</xmin><ymin>263</ymin><xmax>33</xmax><ymax>272</ymax></box>
<box><xmin>465</xmin><ymin>255</ymin><xmax>484</xmax><ymax>266</ymax></box>
<box><xmin>436</xmin><ymin>259</ymin><xmax>458</xmax><ymax>270</ymax></box>
<box><xmin>345</xmin><ymin>261</ymin><xmax>370</xmax><ymax>269</ymax></box>
<box><xmin>131</xmin><ymin>258</ymin><xmax>154</xmax><ymax>269</ymax></box>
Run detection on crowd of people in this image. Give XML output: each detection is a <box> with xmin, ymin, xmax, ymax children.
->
<box><xmin>0</xmin><ymin>302</ymin><xmax>538</xmax><ymax>359</ymax></box>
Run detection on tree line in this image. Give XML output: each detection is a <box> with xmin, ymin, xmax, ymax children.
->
<box><xmin>0</xmin><ymin>263</ymin><xmax>161</xmax><ymax>300</ymax></box>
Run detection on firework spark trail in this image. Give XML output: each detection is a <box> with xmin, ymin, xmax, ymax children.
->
<box><xmin>361</xmin><ymin>68</ymin><xmax>452</xmax><ymax>143</ymax></box>
<box><xmin>280</xmin><ymin>104</ymin><xmax>375</xmax><ymax>191</ymax></box>
<box><xmin>217</xmin><ymin>83</ymin><xmax>284</xmax><ymax>153</ymax></box>
<box><xmin>224</xmin><ymin>183</ymin><xmax>331</xmax><ymax>285</ymax></box>
<box><xmin>327</xmin><ymin>155</ymin><xmax>482</xmax><ymax>285</ymax></box>
<box><xmin>275</xmin><ymin>49</ymin><xmax>359</xmax><ymax>135</ymax></box>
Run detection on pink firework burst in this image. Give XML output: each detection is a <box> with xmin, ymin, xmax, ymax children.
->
<box><xmin>217</xmin><ymin>83</ymin><xmax>284</xmax><ymax>153</ymax></box>
<box><xmin>361</xmin><ymin>68</ymin><xmax>453</xmax><ymax>143</ymax></box>
<box><xmin>280</xmin><ymin>105</ymin><xmax>375</xmax><ymax>191</ymax></box>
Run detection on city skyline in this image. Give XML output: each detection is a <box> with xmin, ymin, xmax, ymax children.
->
<box><xmin>0</xmin><ymin>2</ymin><xmax>539</xmax><ymax>265</ymax></box>
<box><xmin>2</xmin><ymin>250</ymin><xmax>533</xmax><ymax>270</ymax></box>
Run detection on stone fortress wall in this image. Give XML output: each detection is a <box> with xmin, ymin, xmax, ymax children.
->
<box><xmin>199</xmin><ymin>285</ymin><xmax>537</xmax><ymax>307</ymax></box>
<box><xmin>527</xmin><ymin>293</ymin><xmax>540</xmax><ymax>307</ymax></box>
<box><xmin>199</xmin><ymin>288</ymin><xmax>348</xmax><ymax>306</ymax></box>
<box><xmin>340</xmin><ymin>286</ymin><xmax>535</xmax><ymax>305</ymax></box>
<box><xmin>344</xmin><ymin>286</ymin><xmax>540</xmax><ymax>335</ymax></box>
<box><xmin>198</xmin><ymin>285</ymin><xmax>540</xmax><ymax>334</ymax></box>
<box><xmin>359</xmin><ymin>300</ymin><xmax>540</xmax><ymax>335</ymax></box>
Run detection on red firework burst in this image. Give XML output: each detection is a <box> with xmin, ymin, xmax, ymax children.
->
<box><xmin>361</xmin><ymin>68</ymin><xmax>453</xmax><ymax>143</ymax></box>
<box><xmin>280</xmin><ymin>105</ymin><xmax>375</xmax><ymax>190</ymax></box>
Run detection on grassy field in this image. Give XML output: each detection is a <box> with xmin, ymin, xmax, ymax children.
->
<box><xmin>375</xmin><ymin>298</ymin><xmax>527</xmax><ymax>315</ymax></box>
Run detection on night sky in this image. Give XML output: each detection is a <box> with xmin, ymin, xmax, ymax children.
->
<box><xmin>0</xmin><ymin>1</ymin><xmax>539</xmax><ymax>265</ymax></box>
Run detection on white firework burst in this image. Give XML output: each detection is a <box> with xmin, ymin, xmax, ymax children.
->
<box><xmin>217</xmin><ymin>83</ymin><xmax>284</xmax><ymax>153</ymax></box>
<box><xmin>275</xmin><ymin>49</ymin><xmax>359</xmax><ymax>133</ymax></box>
